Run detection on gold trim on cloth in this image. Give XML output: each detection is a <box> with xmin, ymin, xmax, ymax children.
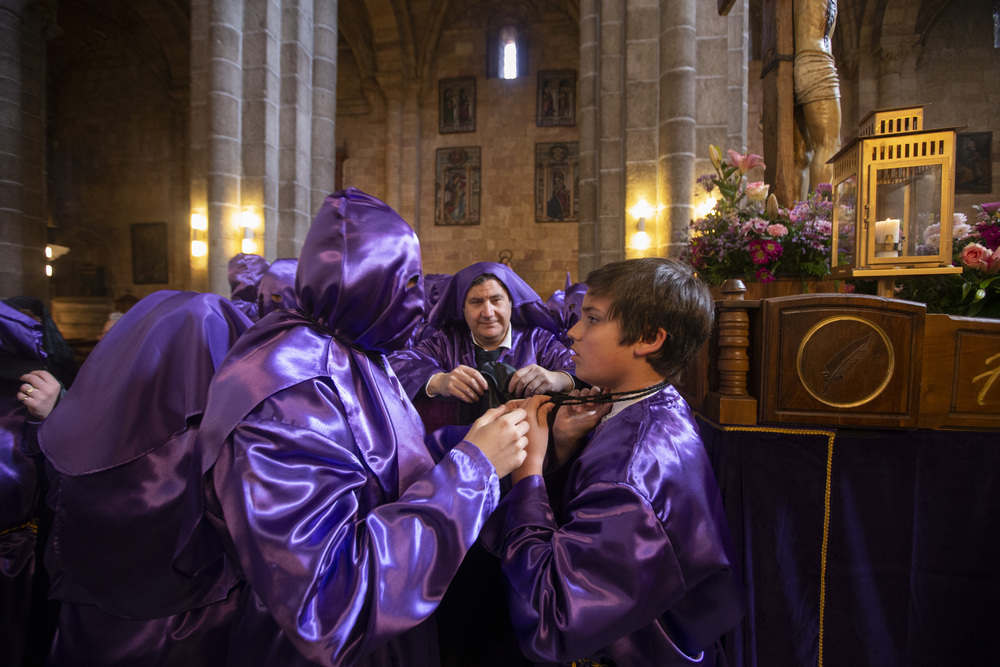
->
<box><xmin>699</xmin><ymin>418</ymin><xmax>837</xmax><ymax>667</ymax></box>
<box><xmin>0</xmin><ymin>517</ymin><xmax>38</xmax><ymax>537</ymax></box>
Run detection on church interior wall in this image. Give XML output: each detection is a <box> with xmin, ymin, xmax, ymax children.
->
<box><xmin>47</xmin><ymin>37</ymin><xmax>190</xmax><ymax>304</ymax></box>
<box><xmin>336</xmin><ymin>8</ymin><xmax>581</xmax><ymax>301</ymax></box>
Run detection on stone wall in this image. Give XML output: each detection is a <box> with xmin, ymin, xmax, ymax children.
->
<box><xmin>48</xmin><ymin>38</ymin><xmax>188</xmax><ymax>303</ymax></box>
<box><xmin>337</xmin><ymin>12</ymin><xmax>580</xmax><ymax>302</ymax></box>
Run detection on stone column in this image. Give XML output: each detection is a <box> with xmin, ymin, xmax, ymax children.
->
<box><xmin>0</xmin><ymin>0</ymin><xmax>35</xmax><ymax>298</ymax></box>
<box><xmin>206</xmin><ymin>0</ymin><xmax>244</xmax><ymax>295</ymax></box>
<box><xmin>277</xmin><ymin>0</ymin><xmax>313</xmax><ymax>258</ymax></box>
<box><xmin>624</xmin><ymin>0</ymin><xmax>659</xmax><ymax>260</ymax></box>
<box><xmin>242</xmin><ymin>0</ymin><xmax>281</xmax><ymax>260</ymax></box>
<box><xmin>725</xmin><ymin>0</ymin><xmax>749</xmax><ymax>153</ymax></box>
<box><xmin>577</xmin><ymin>0</ymin><xmax>600</xmax><ymax>277</ymax></box>
<box><xmin>658</xmin><ymin>0</ymin><xmax>697</xmax><ymax>258</ymax></box>
<box><xmin>310</xmin><ymin>0</ymin><xmax>337</xmax><ymax>216</ymax></box>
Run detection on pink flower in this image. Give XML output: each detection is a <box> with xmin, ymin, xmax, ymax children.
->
<box><xmin>986</xmin><ymin>248</ymin><xmax>1000</xmax><ymax>275</ymax></box>
<box><xmin>766</xmin><ymin>223</ymin><xmax>788</xmax><ymax>237</ymax></box>
<box><xmin>960</xmin><ymin>243</ymin><xmax>991</xmax><ymax>270</ymax></box>
<box><xmin>749</xmin><ymin>217</ymin><xmax>769</xmax><ymax>234</ymax></box>
<box><xmin>727</xmin><ymin>149</ymin><xmax>765</xmax><ymax>175</ymax></box>
<box><xmin>746</xmin><ymin>181</ymin><xmax>769</xmax><ymax>202</ymax></box>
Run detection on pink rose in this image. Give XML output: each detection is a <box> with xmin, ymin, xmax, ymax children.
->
<box><xmin>960</xmin><ymin>243</ymin><xmax>991</xmax><ymax>270</ymax></box>
<box><xmin>766</xmin><ymin>223</ymin><xmax>789</xmax><ymax>237</ymax></box>
<box><xmin>746</xmin><ymin>181</ymin><xmax>769</xmax><ymax>202</ymax></box>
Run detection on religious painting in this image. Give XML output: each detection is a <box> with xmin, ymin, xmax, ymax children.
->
<box><xmin>130</xmin><ymin>222</ymin><xmax>168</xmax><ymax>284</ymax></box>
<box><xmin>956</xmin><ymin>131</ymin><xmax>992</xmax><ymax>194</ymax></box>
<box><xmin>435</xmin><ymin>147</ymin><xmax>481</xmax><ymax>226</ymax></box>
<box><xmin>535</xmin><ymin>142</ymin><xmax>579</xmax><ymax>222</ymax></box>
<box><xmin>536</xmin><ymin>70</ymin><xmax>576</xmax><ymax>127</ymax></box>
<box><xmin>439</xmin><ymin>77</ymin><xmax>476</xmax><ymax>134</ymax></box>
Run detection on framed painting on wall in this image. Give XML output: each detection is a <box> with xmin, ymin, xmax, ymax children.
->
<box><xmin>536</xmin><ymin>70</ymin><xmax>576</xmax><ymax>127</ymax></box>
<box><xmin>130</xmin><ymin>222</ymin><xmax>168</xmax><ymax>284</ymax></box>
<box><xmin>435</xmin><ymin>147</ymin><xmax>481</xmax><ymax>226</ymax></box>
<box><xmin>439</xmin><ymin>77</ymin><xmax>476</xmax><ymax>134</ymax></box>
<box><xmin>955</xmin><ymin>131</ymin><xmax>992</xmax><ymax>194</ymax></box>
<box><xmin>535</xmin><ymin>142</ymin><xmax>579</xmax><ymax>222</ymax></box>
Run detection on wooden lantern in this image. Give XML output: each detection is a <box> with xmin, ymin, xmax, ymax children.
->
<box><xmin>829</xmin><ymin>106</ymin><xmax>962</xmax><ymax>296</ymax></box>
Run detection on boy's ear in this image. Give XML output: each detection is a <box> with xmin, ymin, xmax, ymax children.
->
<box><xmin>634</xmin><ymin>327</ymin><xmax>667</xmax><ymax>358</ymax></box>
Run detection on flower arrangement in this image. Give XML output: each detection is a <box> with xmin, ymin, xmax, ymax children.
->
<box><xmin>896</xmin><ymin>201</ymin><xmax>1000</xmax><ymax>318</ymax></box>
<box><xmin>682</xmin><ymin>146</ymin><xmax>832</xmax><ymax>286</ymax></box>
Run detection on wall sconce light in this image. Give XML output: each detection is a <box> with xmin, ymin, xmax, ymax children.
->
<box><xmin>190</xmin><ymin>212</ymin><xmax>208</xmax><ymax>257</ymax></box>
<box><xmin>239</xmin><ymin>209</ymin><xmax>260</xmax><ymax>255</ymax></box>
<box><xmin>629</xmin><ymin>199</ymin><xmax>655</xmax><ymax>251</ymax></box>
<box><xmin>44</xmin><ymin>244</ymin><xmax>69</xmax><ymax>278</ymax></box>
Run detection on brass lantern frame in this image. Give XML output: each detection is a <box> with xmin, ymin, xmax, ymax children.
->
<box><xmin>829</xmin><ymin>106</ymin><xmax>962</xmax><ymax>296</ymax></box>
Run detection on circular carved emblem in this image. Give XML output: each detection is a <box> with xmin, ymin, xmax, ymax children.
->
<box><xmin>796</xmin><ymin>315</ymin><xmax>895</xmax><ymax>408</ymax></box>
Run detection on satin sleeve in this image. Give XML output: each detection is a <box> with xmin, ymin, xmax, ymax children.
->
<box><xmin>213</xmin><ymin>417</ymin><xmax>499</xmax><ymax>666</ymax></box>
<box><xmin>493</xmin><ymin>475</ymin><xmax>689</xmax><ymax>663</ymax></box>
<box><xmin>387</xmin><ymin>332</ymin><xmax>458</xmax><ymax>399</ymax></box>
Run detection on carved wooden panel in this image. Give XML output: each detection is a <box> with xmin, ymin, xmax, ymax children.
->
<box><xmin>919</xmin><ymin>314</ymin><xmax>1000</xmax><ymax>430</ymax></box>
<box><xmin>757</xmin><ymin>295</ymin><xmax>925</xmax><ymax>427</ymax></box>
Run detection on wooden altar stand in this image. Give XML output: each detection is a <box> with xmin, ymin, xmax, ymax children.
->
<box><xmin>678</xmin><ymin>281</ymin><xmax>1000</xmax><ymax>666</ymax></box>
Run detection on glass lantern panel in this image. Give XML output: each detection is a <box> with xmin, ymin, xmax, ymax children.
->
<box><xmin>873</xmin><ymin>164</ymin><xmax>942</xmax><ymax>259</ymax></box>
<box><xmin>834</xmin><ymin>175</ymin><xmax>856</xmax><ymax>268</ymax></box>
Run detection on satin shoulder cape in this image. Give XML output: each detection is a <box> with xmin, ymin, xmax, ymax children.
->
<box><xmin>37</xmin><ymin>291</ymin><xmax>252</xmax><ymax>619</ymax></box>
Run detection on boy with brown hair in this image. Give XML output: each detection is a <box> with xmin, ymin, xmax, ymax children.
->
<box><xmin>488</xmin><ymin>257</ymin><xmax>744</xmax><ymax>666</ymax></box>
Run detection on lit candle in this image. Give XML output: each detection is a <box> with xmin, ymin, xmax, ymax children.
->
<box><xmin>874</xmin><ymin>218</ymin><xmax>900</xmax><ymax>257</ymax></box>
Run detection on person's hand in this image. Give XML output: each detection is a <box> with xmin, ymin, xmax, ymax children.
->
<box><xmin>507</xmin><ymin>364</ymin><xmax>574</xmax><ymax>398</ymax></box>
<box><xmin>511</xmin><ymin>395</ymin><xmax>555</xmax><ymax>484</ymax></box>
<box><xmin>463</xmin><ymin>403</ymin><xmax>530</xmax><ymax>478</ymax></box>
<box><xmin>551</xmin><ymin>387</ymin><xmax>611</xmax><ymax>468</ymax></box>
<box><xmin>427</xmin><ymin>365</ymin><xmax>488</xmax><ymax>403</ymax></box>
<box><xmin>18</xmin><ymin>370</ymin><xmax>62</xmax><ymax>421</ymax></box>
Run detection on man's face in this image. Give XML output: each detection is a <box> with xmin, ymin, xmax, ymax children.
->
<box><xmin>463</xmin><ymin>278</ymin><xmax>512</xmax><ymax>350</ymax></box>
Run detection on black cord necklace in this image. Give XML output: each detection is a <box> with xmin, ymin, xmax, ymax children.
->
<box><xmin>547</xmin><ymin>380</ymin><xmax>670</xmax><ymax>406</ymax></box>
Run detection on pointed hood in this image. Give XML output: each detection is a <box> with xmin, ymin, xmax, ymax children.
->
<box><xmin>296</xmin><ymin>188</ymin><xmax>424</xmax><ymax>353</ymax></box>
<box><xmin>258</xmin><ymin>258</ymin><xmax>299</xmax><ymax>318</ymax></box>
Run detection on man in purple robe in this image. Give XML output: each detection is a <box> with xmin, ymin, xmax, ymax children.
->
<box><xmin>1</xmin><ymin>302</ymin><xmax>50</xmax><ymax>665</ymax></box>
<box><xmin>389</xmin><ymin>261</ymin><xmax>577</xmax><ymax>433</ymax></box>
<box><xmin>199</xmin><ymin>188</ymin><xmax>533</xmax><ymax>666</ymax></box>
<box><xmin>228</xmin><ymin>252</ymin><xmax>270</xmax><ymax>321</ymax></box>
<box><xmin>37</xmin><ymin>290</ymin><xmax>253</xmax><ymax>665</ymax></box>
<box><xmin>493</xmin><ymin>258</ymin><xmax>744</xmax><ymax>666</ymax></box>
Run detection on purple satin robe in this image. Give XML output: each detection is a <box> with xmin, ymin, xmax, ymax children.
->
<box><xmin>0</xmin><ymin>302</ymin><xmax>46</xmax><ymax>665</ymax></box>
<box><xmin>201</xmin><ymin>189</ymin><xmax>502</xmax><ymax>666</ymax></box>
<box><xmin>37</xmin><ymin>291</ymin><xmax>252</xmax><ymax>666</ymax></box>
<box><xmin>544</xmin><ymin>275</ymin><xmax>587</xmax><ymax>348</ymax></box>
<box><xmin>257</xmin><ymin>257</ymin><xmax>299</xmax><ymax>318</ymax></box>
<box><xmin>228</xmin><ymin>253</ymin><xmax>270</xmax><ymax>321</ymax></box>
<box><xmin>388</xmin><ymin>262</ymin><xmax>575</xmax><ymax>428</ymax></box>
<box><xmin>485</xmin><ymin>386</ymin><xmax>744</xmax><ymax>666</ymax></box>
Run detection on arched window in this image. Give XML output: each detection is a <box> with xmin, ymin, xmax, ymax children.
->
<box><xmin>487</xmin><ymin>23</ymin><xmax>527</xmax><ymax>79</ymax></box>
<box><xmin>500</xmin><ymin>26</ymin><xmax>518</xmax><ymax>79</ymax></box>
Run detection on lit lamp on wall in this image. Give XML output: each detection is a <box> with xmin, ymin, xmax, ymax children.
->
<box><xmin>629</xmin><ymin>199</ymin><xmax>655</xmax><ymax>251</ymax></box>
<box><xmin>239</xmin><ymin>209</ymin><xmax>260</xmax><ymax>255</ymax></box>
<box><xmin>190</xmin><ymin>212</ymin><xmax>208</xmax><ymax>257</ymax></box>
<box><xmin>829</xmin><ymin>105</ymin><xmax>962</xmax><ymax>297</ymax></box>
<box><xmin>44</xmin><ymin>244</ymin><xmax>69</xmax><ymax>277</ymax></box>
